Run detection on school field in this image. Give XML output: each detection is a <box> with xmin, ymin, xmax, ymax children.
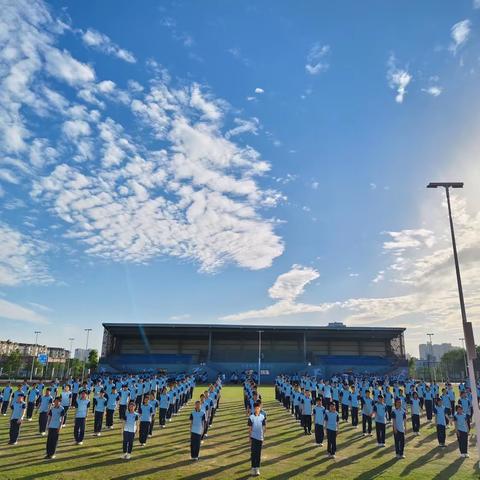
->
<box><xmin>0</xmin><ymin>385</ymin><xmax>478</xmax><ymax>479</ymax></box>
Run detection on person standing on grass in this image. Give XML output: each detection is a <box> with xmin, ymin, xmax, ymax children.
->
<box><xmin>26</xmin><ymin>383</ymin><xmax>40</xmax><ymax>421</ymax></box>
<box><xmin>350</xmin><ymin>385</ymin><xmax>360</xmax><ymax>429</ymax></box>
<box><xmin>74</xmin><ymin>389</ymin><xmax>90</xmax><ymax>445</ymax></box>
<box><xmin>159</xmin><ymin>387</ymin><xmax>169</xmax><ymax>428</ymax></box>
<box><xmin>148</xmin><ymin>392</ymin><xmax>159</xmax><ymax>437</ymax></box>
<box><xmin>138</xmin><ymin>395</ymin><xmax>153</xmax><ymax>446</ymax></box>
<box><xmin>248</xmin><ymin>400</ymin><xmax>266</xmax><ymax>477</ymax></box>
<box><xmin>313</xmin><ymin>397</ymin><xmax>325</xmax><ymax>446</ymax></box>
<box><xmin>373</xmin><ymin>394</ymin><xmax>386</xmax><ymax>447</ymax></box>
<box><xmin>119</xmin><ymin>384</ymin><xmax>130</xmax><ymax>421</ymax></box>
<box><xmin>340</xmin><ymin>383</ymin><xmax>350</xmax><ymax>422</ymax></box>
<box><xmin>190</xmin><ymin>400</ymin><xmax>206</xmax><ymax>461</ymax></box>
<box><xmin>8</xmin><ymin>393</ymin><xmax>26</xmax><ymax>445</ymax></box>
<box><xmin>45</xmin><ymin>396</ymin><xmax>64</xmax><ymax>459</ymax></box>
<box><xmin>391</xmin><ymin>398</ymin><xmax>407</xmax><ymax>459</ymax></box>
<box><xmin>122</xmin><ymin>401</ymin><xmax>139</xmax><ymax>460</ymax></box>
<box><xmin>459</xmin><ymin>391</ymin><xmax>472</xmax><ymax>430</ymax></box>
<box><xmin>93</xmin><ymin>390</ymin><xmax>108</xmax><ymax>436</ymax></box>
<box><xmin>37</xmin><ymin>387</ymin><xmax>53</xmax><ymax>436</ymax></box>
<box><xmin>410</xmin><ymin>391</ymin><xmax>421</xmax><ymax>436</ymax></box>
<box><xmin>424</xmin><ymin>385</ymin><xmax>434</xmax><ymax>422</ymax></box>
<box><xmin>60</xmin><ymin>384</ymin><xmax>72</xmax><ymax>426</ymax></box>
<box><xmin>454</xmin><ymin>404</ymin><xmax>470</xmax><ymax>458</ymax></box>
<box><xmin>324</xmin><ymin>401</ymin><xmax>339</xmax><ymax>459</ymax></box>
<box><xmin>361</xmin><ymin>390</ymin><xmax>374</xmax><ymax>437</ymax></box>
<box><xmin>105</xmin><ymin>386</ymin><xmax>119</xmax><ymax>430</ymax></box>
<box><xmin>434</xmin><ymin>397</ymin><xmax>447</xmax><ymax>448</ymax></box>
<box><xmin>302</xmin><ymin>390</ymin><xmax>313</xmax><ymax>435</ymax></box>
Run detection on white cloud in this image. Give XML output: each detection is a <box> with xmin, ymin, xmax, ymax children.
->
<box><xmin>349</xmin><ymin>273</ymin><xmax>359</xmax><ymax>277</ymax></box>
<box><xmin>0</xmin><ymin>298</ymin><xmax>48</xmax><ymax>325</ymax></box>
<box><xmin>422</xmin><ymin>86</ymin><xmax>443</xmax><ymax>97</ymax></box>
<box><xmin>305</xmin><ymin>43</ymin><xmax>330</xmax><ymax>75</ymax></box>
<box><xmin>44</xmin><ymin>47</ymin><xmax>95</xmax><ymax>85</ymax></box>
<box><xmin>387</xmin><ymin>54</ymin><xmax>412</xmax><ymax>104</ymax></box>
<box><xmin>474</xmin><ymin>0</ymin><xmax>480</xmax><ymax>9</ymax></box>
<box><xmin>449</xmin><ymin>19</ymin><xmax>471</xmax><ymax>54</ymax></box>
<box><xmin>254</xmin><ymin>87</ymin><xmax>264</xmax><ymax>94</ymax></box>
<box><xmin>225</xmin><ymin>117</ymin><xmax>259</xmax><ymax>139</ymax></box>
<box><xmin>0</xmin><ymin>223</ymin><xmax>52</xmax><ymax>286</ymax></box>
<box><xmin>311</xmin><ymin>181</ymin><xmax>319</xmax><ymax>190</ymax></box>
<box><xmin>81</xmin><ymin>28</ymin><xmax>136</xmax><ymax>63</ymax></box>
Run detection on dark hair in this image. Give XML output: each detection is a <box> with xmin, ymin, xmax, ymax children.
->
<box><xmin>254</xmin><ymin>400</ymin><xmax>262</xmax><ymax>408</ymax></box>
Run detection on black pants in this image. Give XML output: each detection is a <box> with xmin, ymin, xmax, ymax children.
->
<box><xmin>314</xmin><ymin>424</ymin><xmax>324</xmax><ymax>444</ymax></box>
<box><xmin>341</xmin><ymin>404</ymin><xmax>349</xmax><ymax>421</ymax></box>
<box><xmin>119</xmin><ymin>404</ymin><xmax>127</xmax><ymax>420</ymax></box>
<box><xmin>412</xmin><ymin>414</ymin><xmax>420</xmax><ymax>432</ymax></box>
<box><xmin>327</xmin><ymin>429</ymin><xmax>337</xmax><ymax>455</ymax></box>
<box><xmin>334</xmin><ymin>400</ymin><xmax>339</xmax><ymax>412</ymax></box>
<box><xmin>39</xmin><ymin>412</ymin><xmax>48</xmax><ymax>433</ymax></box>
<box><xmin>303</xmin><ymin>415</ymin><xmax>312</xmax><ymax>433</ymax></box>
<box><xmin>394</xmin><ymin>431</ymin><xmax>405</xmax><ymax>455</ymax></box>
<box><xmin>362</xmin><ymin>414</ymin><xmax>372</xmax><ymax>433</ymax></box>
<box><xmin>386</xmin><ymin>405</ymin><xmax>392</xmax><ymax>421</ymax></box>
<box><xmin>159</xmin><ymin>408</ymin><xmax>167</xmax><ymax>425</ymax></box>
<box><xmin>425</xmin><ymin>400</ymin><xmax>433</xmax><ymax>420</ymax></box>
<box><xmin>167</xmin><ymin>404</ymin><xmax>173</xmax><ymax>419</ymax></box>
<box><xmin>376</xmin><ymin>422</ymin><xmax>385</xmax><ymax>444</ymax></box>
<box><xmin>191</xmin><ymin>432</ymin><xmax>201</xmax><ymax>458</ymax></box>
<box><xmin>72</xmin><ymin>393</ymin><xmax>78</xmax><ymax>408</ymax></box>
<box><xmin>250</xmin><ymin>438</ymin><xmax>263</xmax><ymax>468</ymax></box>
<box><xmin>94</xmin><ymin>411</ymin><xmax>104</xmax><ymax>433</ymax></box>
<box><xmin>209</xmin><ymin>408</ymin><xmax>215</xmax><ymax>426</ymax></box>
<box><xmin>123</xmin><ymin>431</ymin><xmax>134</xmax><ymax>454</ymax></box>
<box><xmin>74</xmin><ymin>417</ymin><xmax>86</xmax><ymax>442</ymax></box>
<box><xmin>46</xmin><ymin>428</ymin><xmax>59</xmax><ymax>457</ymax></box>
<box><xmin>458</xmin><ymin>431</ymin><xmax>468</xmax><ymax>454</ymax></box>
<box><xmin>9</xmin><ymin>419</ymin><xmax>21</xmax><ymax>443</ymax></box>
<box><xmin>139</xmin><ymin>421</ymin><xmax>150</xmax><ymax>444</ymax></box>
<box><xmin>437</xmin><ymin>424</ymin><xmax>446</xmax><ymax>445</ymax></box>
<box><xmin>351</xmin><ymin>407</ymin><xmax>358</xmax><ymax>426</ymax></box>
<box><xmin>1</xmin><ymin>400</ymin><xmax>10</xmax><ymax>415</ymax></box>
<box><xmin>26</xmin><ymin>402</ymin><xmax>35</xmax><ymax>419</ymax></box>
<box><xmin>294</xmin><ymin>405</ymin><xmax>300</xmax><ymax>420</ymax></box>
<box><xmin>106</xmin><ymin>409</ymin><xmax>114</xmax><ymax>427</ymax></box>
<box><xmin>149</xmin><ymin>415</ymin><xmax>155</xmax><ymax>435</ymax></box>
<box><xmin>63</xmin><ymin>406</ymin><xmax>69</xmax><ymax>425</ymax></box>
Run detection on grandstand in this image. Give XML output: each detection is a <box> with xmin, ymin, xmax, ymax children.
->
<box><xmin>99</xmin><ymin>322</ymin><xmax>407</xmax><ymax>381</ymax></box>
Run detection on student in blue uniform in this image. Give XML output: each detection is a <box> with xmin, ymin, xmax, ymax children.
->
<box><xmin>37</xmin><ymin>387</ymin><xmax>53</xmax><ymax>436</ymax></box>
<box><xmin>9</xmin><ymin>393</ymin><xmax>26</xmax><ymax>445</ymax></box>
<box><xmin>119</xmin><ymin>384</ymin><xmax>130</xmax><ymax>420</ymax></box>
<box><xmin>148</xmin><ymin>392</ymin><xmax>159</xmax><ymax>437</ymax></box>
<box><xmin>122</xmin><ymin>401</ymin><xmax>138</xmax><ymax>460</ymax></box>
<box><xmin>26</xmin><ymin>384</ymin><xmax>40</xmax><ymax>421</ymax></box>
<box><xmin>434</xmin><ymin>397</ymin><xmax>447</xmax><ymax>448</ymax></box>
<box><xmin>159</xmin><ymin>387</ymin><xmax>169</xmax><ymax>428</ymax></box>
<box><xmin>138</xmin><ymin>395</ymin><xmax>153</xmax><ymax>446</ymax></box>
<box><xmin>45</xmin><ymin>397</ymin><xmax>64</xmax><ymax>459</ymax></box>
<box><xmin>410</xmin><ymin>391</ymin><xmax>421</xmax><ymax>435</ymax></box>
<box><xmin>93</xmin><ymin>390</ymin><xmax>108</xmax><ymax>436</ymax></box>
<box><xmin>362</xmin><ymin>390</ymin><xmax>374</xmax><ymax>437</ymax></box>
<box><xmin>391</xmin><ymin>398</ymin><xmax>407</xmax><ymax>459</ymax></box>
<box><xmin>454</xmin><ymin>404</ymin><xmax>470</xmax><ymax>458</ymax></box>
<box><xmin>313</xmin><ymin>397</ymin><xmax>325</xmax><ymax>446</ymax></box>
<box><xmin>301</xmin><ymin>390</ymin><xmax>313</xmax><ymax>435</ymax></box>
<box><xmin>350</xmin><ymin>386</ymin><xmax>360</xmax><ymax>429</ymax></box>
<box><xmin>190</xmin><ymin>400</ymin><xmax>206</xmax><ymax>460</ymax></box>
<box><xmin>105</xmin><ymin>386</ymin><xmax>119</xmax><ymax>429</ymax></box>
<box><xmin>373</xmin><ymin>394</ymin><xmax>387</xmax><ymax>447</ymax></box>
<box><xmin>324</xmin><ymin>402</ymin><xmax>339</xmax><ymax>459</ymax></box>
<box><xmin>74</xmin><ymin>389</ymin><xmax>90</xmax><ymax>445</ymax></box>
<box><xmin>60</xmin><ymin>384</ymin><xmax>72</xmax><ymax>426</ymax></box>
<box><xmin>248</xmin><ymin>401</ymin><xmax>266</xmax><ymax>477</ymax></box>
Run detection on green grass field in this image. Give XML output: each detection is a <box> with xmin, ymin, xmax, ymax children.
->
<box><xmin>0</xmin><ymin>385</ymin><xmax>478</xmax><ymax>479</ymax></box>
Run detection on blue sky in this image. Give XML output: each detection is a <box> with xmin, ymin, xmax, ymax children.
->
<box><xmin>1</xmin><ymin>0</ymin><xmax>480</xmax><ymax>356</ymax></box>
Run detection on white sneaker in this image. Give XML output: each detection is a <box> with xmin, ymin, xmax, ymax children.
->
<box><xmin>465</xmin><ymin>453</ymin><xmax>470</xmax><ymax>458</ymax></box>
<box><xmin>251</xmin><ymin>468</ymin><xmax>256</xmax><ymax>475</ymax></box>
<box><xmin>401</xmin><ymin>455</ymin><xmax>406</xmax><ymax>459</ymax></box>
<box><xmin>126</xmin><ymin>454</ymin><xmax>131</xmax><ymax>460</ymax></box>
<box><xmin>122</xmin><ymin>454</ymin><xmax>127</xmax><ymax>459</ymax></box>
<box><xmin>255</xmin><ymin>468</ymin><xmax>260</xmax><ymax>476</ymax></box>
<box><xmin>362</xmin><ymin>433</ymin><xmax>367</xmax><ymax>437</ymax></box>
<box><xmin>51</xmin><ymin>455</ymin><xmax>56</xmax><ymax>459</ymax></box>
<box><xmin>41</xmin><ymin>432</ymin><xmax>46</xmax><ymax>436</ymax></box>
<box><xmin>28</xmin><ymin>418</ymin><xmax>32</xmax><ymax>422</ymax></box>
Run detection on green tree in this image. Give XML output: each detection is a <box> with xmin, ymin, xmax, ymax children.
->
<box><xmin>88</xmin><ymin>349</ymin><xmax>98</xmax><ymax>371</ymax></box>
<box><xmin>440</xmin><ymin>348</ymin><xmax>466</xmax><ymax>379</ymax></box>
<box><xmin>408</xmin><ymin>357</ymin><xmax>416</xmax><ymax>378</ymax></box>
<box><xmin>4</xmin><ymin>349</ymin><xmax>22</xmax><ymax>378</ymax></box>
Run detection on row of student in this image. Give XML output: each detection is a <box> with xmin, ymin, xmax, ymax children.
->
<box><xmin>3</xmin><ymin>377</ymin><xmax>195</xmax><ymax>458</ymax></box>
<box><xmin>276</xmin><ymin>376</ymin><xmax>472</xmax><ymax>459</ymax></box>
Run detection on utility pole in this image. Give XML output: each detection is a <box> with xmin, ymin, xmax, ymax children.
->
<box><xmin>29</xmin><ymin>331</ymin><xmax>41</xmax><ymax>382</ymax></box>
<box><xmin>66</xmin><ymin>338</ymin><xmax>75</xmax><ymax>379</ymax></box>
<box><xmin>257</xmin><ymin>330</ymin><xmax>263</xmax><ymax>386</ymax></box>
<box><xmin>427</xmin><ymin>333</ymin><xmax>435</xmax><ymax>383</ymax></box>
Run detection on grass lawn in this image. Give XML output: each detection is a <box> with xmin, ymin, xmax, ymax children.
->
<box><xmin>0</xmin><ymin>385</ymin><xmax>478</xmax><ymax>479</ymax></box>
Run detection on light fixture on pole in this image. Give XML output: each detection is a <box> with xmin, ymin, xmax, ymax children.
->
<box><xmin>29</xmin><ymin>331</ymin><xmax>41</xmax><ymax>382</ymax></box>
<box><xmin>81</xmin><ymin>329</ymin><xmax>92</xmax><ymax>383</ymax></box>
<box><xmin>66</xmin><ymin>337</ymin><xmax>75</xmax><ymax>379</ymax></box>
<box><xmin>257</xmin><ymin>330</ymin><xmax>263</xmax><ymax>386</ymax></box>
<box><xmin>459</xmin><ymin>337</ymin><xmax>468</xmax><ymax>378</ymax></box>
<box><xmin>427</xmin><ymin>181</ymin><xmax>480</xmax><ymax>463</ymax></box>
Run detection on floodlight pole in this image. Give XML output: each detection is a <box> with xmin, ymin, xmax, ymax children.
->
<box><xmin>66</xmin><ymin>338</ymin><xmax>74</xmax><ymax>379</ymax></box>
<box><xmin>427</xmin><ymin>182</ymin><xmax>480</xmax><ymax>465</ymax></box>
<box><xmin>427</xmin><ymin>333</ymin><xmax>435</xmax><ymax>383</ymax></box>
<box><xmin>29</xmin><ymin>331</ymin><xmax>41</xmax><ymax>382</ymax></box>
<box><xmin>257</xmin><ymin>330</ymin><xmax>263</xmax><ymax>386</ymax></box>
<box><xmin>81</xmin><ymin>329</ymin><xmax>92</xmax><ymax>383</ymax></box>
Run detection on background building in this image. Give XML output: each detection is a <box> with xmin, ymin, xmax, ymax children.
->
<box><xmin>419</xmin><ymin>343</ymin><xmax>455</xmax><ymax>362</ymax></box>
<box><xmin>74</xmin><ymin>348</ymin><xmax>92</xmax><ymax>362</ymax></box>
<box><xmin>0</xmin><ymin>340</ymin><xmax>69</xmax><ymax>363</ymax></box>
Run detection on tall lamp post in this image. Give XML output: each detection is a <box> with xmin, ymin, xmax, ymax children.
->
<box><xmin>427</xmin><ymin>333</ymin><xmax>435</xmax><ymax>383</ymax></box>
<box><xmin>29</xmin><ymin>331</ymin><xmax>41</xmax><ymax>382</ymax></box>
<box><xmin>459</xmin><ymin>337</ymin><xmax>468</xmax><ymax>379</ymax></box>
<box><xmin>427</xmin><ymin>181</ymin><xmax>480</xmax><ymax>463</ymax></box>
<box><xmin>257</xmin><ymin>330</ymin><xmax>263</xmax><ymax>386</ymax></box>
<box><xmin>66</xmin><ymin>337</ymin><xmax>75</xmax><ymax>379</ymax></box>
<box><xmin>81</xmin><ymin>329</ymin><xmax>92</xmax><ymax>383</ymax></box>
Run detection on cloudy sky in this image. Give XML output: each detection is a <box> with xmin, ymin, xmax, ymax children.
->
<box><xmin>1</xmin><ymin>0</ymin><xmax>480</xmax><ymax>357</ymax></box>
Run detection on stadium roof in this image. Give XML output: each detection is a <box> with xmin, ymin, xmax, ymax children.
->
<box><xmin>103</xmin><ymin>322</ymin><xmax>405</xmax><ymax>336</ymax></box>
